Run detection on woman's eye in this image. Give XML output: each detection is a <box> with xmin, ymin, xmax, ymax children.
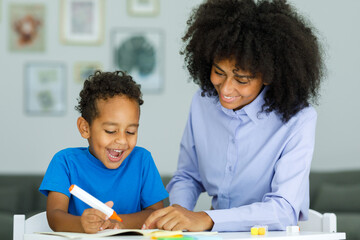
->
<box><xmin>235</xmin><ymin>77</ymin><xmax>251</xmax><ymax>85</ymax></box>
<box><xmin>105</xmin><ymin>130</ymin><xmax>116</xmax><ymax>134</ymax></box>
<box><xmin>215</xmin><ymin>70</ymin><xmax>224</xmax><ymax>76</ymax></box>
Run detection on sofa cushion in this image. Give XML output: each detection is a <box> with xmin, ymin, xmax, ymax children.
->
<box><xmin>0</xmin><ymin>213</ymin><xmax>13</xmax><ymax>240</ymax></box>
<box><xmin>0</xmin><ymin>186</ymin><xmax>19</xmax><ymax>212</ymax></box>
<box><xmin>313</xmin><ymin>183</ymin><xmax>360</xmax><ymax>212</ymax></box>
<box><xmin>336</xmin><ymin>213</ymin><xmax>360</xmax><ymax>240</ymax></box>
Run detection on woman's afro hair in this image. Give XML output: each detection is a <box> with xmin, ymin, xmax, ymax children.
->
<box><xmin>181</xmin><ymin>0</ymin><xmax>325</xmax><ymax>122</ymax></box>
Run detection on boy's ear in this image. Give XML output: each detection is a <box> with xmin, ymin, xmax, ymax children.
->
<box><xmin>77</xmin><ymin>117</ymin><xmax>90</xmax><ymax>139</ymax></box>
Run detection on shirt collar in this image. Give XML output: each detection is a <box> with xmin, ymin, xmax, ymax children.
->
<box><xmin>86</xmin><ymin>147</ymin><xmax>108</xmax><ymax>169</ymax></box>
<box><xmin>218</xmin><ymin>86</ymin><xmax>268</xmax><ymax>124</ymax></box>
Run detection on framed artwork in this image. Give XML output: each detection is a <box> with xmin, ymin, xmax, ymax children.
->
<box><xmin>112</xmin><ymin>28</ymin><xmax>164</xmax><ymax>93</ymax></box>
<box><xmin>74</xmin><ymin>61</ymin><xmax>103</xmax><ymax>84</ymax></box>
<box><xmin>60</xmin><ymin>0</ymin><xmax>104</xmax><ymax>45</ymax></box>
<box><xmin>127</xmin><ymin>0</ymin><xmax>159</xmax><ymax>17</ymax></box>
<box><xmin>24</xmin><ymin>63</ymin><xmax>66</xmax><ymax>116</ymax></box>
<box><xmin>9</xmin><ymin>4</ymin><xmax>45</xmax><ymax>52</ymax></box>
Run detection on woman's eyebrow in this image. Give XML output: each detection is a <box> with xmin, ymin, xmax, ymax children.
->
<box><xmin>233</xmin><ymin>69</ymin><xmax>255</xmax><ymax>78</ymax></box>
<box><xmin>213</xmin><ymin>63</ymin><xmax>224</xmax><ymax>72</ymax></box>
<box><xmin>233</xmin><ymin>73</ymin><xmax>255</xmax><ymax>78</ymax></box>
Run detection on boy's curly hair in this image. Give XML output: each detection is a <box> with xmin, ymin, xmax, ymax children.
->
<box><xmin>181</xmin><ymin>0</ymin><xmax>325</xmax><ymax>122</ymax></box>
<box><xmin>75</xmin><ymin>71</ymin><xmax>143</xmax><ymax>125</ymax></box>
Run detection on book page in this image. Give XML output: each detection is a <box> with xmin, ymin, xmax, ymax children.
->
<box><xmin>36</xmin><ymin>229</ymin><xmax>183</xmax><ymax>239</ymax></box>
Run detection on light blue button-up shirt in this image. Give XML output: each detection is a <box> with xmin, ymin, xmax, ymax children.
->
<box><xmin>167</xmin><ymin>87</ymin><xmax>317</xmax><ymax>231</ymax></box>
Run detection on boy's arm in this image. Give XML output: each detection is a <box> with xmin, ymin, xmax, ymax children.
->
<box><xmin>47</xmin><ymin>191</ymin><xmax>84</xmax><ymax>232</ymax></box>
<box><xmin>117</xmin><ymin>201</ymin><xmax>164</xmax><ymax>229</ymax></box>
<box><xmin>47</xmin><ymin>191</ymin><xmax>111</xmax><ymax>233</ymax></box>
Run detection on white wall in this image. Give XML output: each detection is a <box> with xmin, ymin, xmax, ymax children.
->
<box><xmin>0</xmin><ymin>0</ymin><xmax>359</xmax><ymax>181</ymax></box>
<box><xmin>291</xmin><ymin>0</ymin><xmax>360</xmax><ymax>171</ymax></box>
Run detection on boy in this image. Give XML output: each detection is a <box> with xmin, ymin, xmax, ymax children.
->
<box><xmin>39</xmin><ymin>71</ymin><xmax>168</xmax><ymax>233</ymax></box>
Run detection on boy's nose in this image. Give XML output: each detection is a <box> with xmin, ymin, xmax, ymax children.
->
<box><xmin>115</xmin><ymin>134</ymin><xmax>127</xmax><ymax>145</ymax></box>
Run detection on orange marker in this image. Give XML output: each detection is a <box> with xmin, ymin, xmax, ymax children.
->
<box><xmin>69</xmin><ymin>184</ymin><xmax>123</xmax><ymax>222</ymax></box>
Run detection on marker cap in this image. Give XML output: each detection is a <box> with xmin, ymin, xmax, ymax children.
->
<box><xmin>110</xmin><ymin>211</ymin><xmax>123</xmax><ymax>222</ymax></box>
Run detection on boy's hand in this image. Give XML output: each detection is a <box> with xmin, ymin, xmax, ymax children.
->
<box><xmin>81</xmin><ymin>201</ymin><xmax>120</xmax><ymax>233</ymax></box>
<box><xmin>142</xmin><ymin>204</ymin><xmax>214</xmax><ymax>232</ymax></box>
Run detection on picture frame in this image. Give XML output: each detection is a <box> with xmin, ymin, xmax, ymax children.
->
<box><xmin>9</xmin><ymin>4</ymin><xmax>45</xmax><ymax>52</ymax></box>
<box><xmin>74</xmin><ymin>61</ymin><xmax>103</xmax><ymax>84</ymax></box>
<box><xmin>60</xmin><ymin>0</ymin><xmax>104</xmax><ymax>45</ymax></box>
<box><xmin>24</xmin><ymin>63</ymin><xmax>67</xmax><ymax>116</ymax></box>
<box><xmin>127</xmin><ymin>0</ymin><xmax>160</xmax><ymax>17</ymax></box>
<box><xmin>112</xmin><ymin>28</ymin><xmax>164</xmax><ymax>93</ymax></box>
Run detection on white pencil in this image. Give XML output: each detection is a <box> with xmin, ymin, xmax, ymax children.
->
<box><xmin>69</xmin><ymin>184</ymin><xmax>123</xmax><ymax>222</ymax></box>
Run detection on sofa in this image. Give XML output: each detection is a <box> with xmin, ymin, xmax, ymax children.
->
<box><xmin>0</xmin><ymin>175</ymin><xmax>47</xmax><ymax>240</ymax></box>
<box><xmin>309</xmin><ymin>170</ymin><xmax>360</xmax><ymax>240</ymax></box>
<box><xmin>1</xmin><ymin>171</ymin><xmax>359</xmax><ymax>240</ymax></box>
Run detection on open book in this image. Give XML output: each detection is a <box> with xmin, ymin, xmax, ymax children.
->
<box><xmin>36</xmin><ymin>229</ymin><xmax>218</xmax><ymax>239</ymax></box>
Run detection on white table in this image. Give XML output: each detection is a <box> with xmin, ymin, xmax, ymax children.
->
<box><xmin>24</xmin><ymin>231</ymin><xmax>346</xmax><ymax>240</ymax></box>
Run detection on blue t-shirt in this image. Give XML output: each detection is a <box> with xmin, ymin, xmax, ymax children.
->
<box><xmin>39</xmin><ymin>146</ymin><xmax>168</xmax><ymax>216</ymax></box>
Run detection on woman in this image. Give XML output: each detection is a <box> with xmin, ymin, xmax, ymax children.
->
<box><xmin>144</xmin><ymin>0</ymin><xmax>324</xmax><ymax>232</ymax></box>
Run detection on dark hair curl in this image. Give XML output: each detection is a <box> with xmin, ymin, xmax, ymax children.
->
<box><xmin>181</xmin><ymin>0</ymin><xmax>325</xmax><ymax>122</ymax></box>
<box><xmin>75</xmin><ymin>71</ymin><xmax>143</xmax><ymax>125</ymax></box>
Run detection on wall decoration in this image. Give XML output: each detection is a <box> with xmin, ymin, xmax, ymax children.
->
<box><xmin>9</xmin><ymin>4</ymin><xmax>45</xmax><ymax>52</ymax></box>
<box><xmin>74</xmin><ymin>61</ymin><xmax>103</xmax><ymax>84</ymax></box>
<box><xmin>60</xmin><ymin>0</ymin><xmax>104</xmax><ymax>45</ymax></box>
<box><xmin>112</xmin><ymin>28</ymin><xmax>164</xmax><ymax>93</ymax></box>
<box><xmin>24</xmin><ymin>63</ymin><xmax>66</xmax><ymax>116</ymax></box>
<box><xmin>127</xmin><ymin>0</ymin><xmax>159</xmax><ymax>17</ymax></box>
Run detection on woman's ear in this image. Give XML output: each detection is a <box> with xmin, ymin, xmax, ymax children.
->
<box><xmin>77</xmin><ymin>117</ymin><xmax>90</xmax><ymax>139</ymax></box>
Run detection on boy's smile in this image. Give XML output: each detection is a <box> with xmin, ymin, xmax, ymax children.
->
<box><xmin>107</xmin><ymin>149</ymin><xmax>125</xmax><ymax>162</ymax></box>
<box><xmin>78</xmin><ymin>95</ymin><xmax>140</xmax><ymax>169</ymax></box>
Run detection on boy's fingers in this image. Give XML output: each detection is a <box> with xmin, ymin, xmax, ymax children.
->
<box><xmin>100</xmin><ymin>219</ymin><xmax>111</xmax><ymax>231</ymax></box>
<box><xmin>85</xmin><ymin>208</ymin><xmax>108</xmax><ymax>220</ymax></box>
<box><xmin>105</xmin><ymin>201</ymin><xmax>114</xmax><ymax>208</ymax></box>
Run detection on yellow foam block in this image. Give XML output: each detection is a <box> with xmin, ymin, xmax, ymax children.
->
<box><xmin>251</xmin><ymin>227</ymin><xmax>258</xmax><ymax>235</ymax></box>
<box><xmin>250</xmin><ymin>225</ymin><xmax>268</xmax><ymax>235</ymax></box>
<box><xmin>258</xmin><ymin>227</ymin><xmax>266</xmax><ymax>235</ymax></box>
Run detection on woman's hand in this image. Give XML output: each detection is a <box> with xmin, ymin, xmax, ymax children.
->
<box><xmin>81</xmin><ymin>201</ymin><xmax>120</xmax><ymax>233</ymax></box>
<box><xmin>142</xmin><ymin>204</ymin><xmax>214</xmax><ymax>232</ymax></box>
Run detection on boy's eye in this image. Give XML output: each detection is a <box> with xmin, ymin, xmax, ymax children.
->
<box><xmin>126</xmin><ymin>131</ymin><xmax>136</xmax><ymax>135</ymax></box>
<box><xmin>105</xmin><ymin>130</ymin><xmax>116</xmax><ymax>134</ymax></box>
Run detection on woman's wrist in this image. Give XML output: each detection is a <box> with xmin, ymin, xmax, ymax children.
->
<box><xmin>199</xmin><ymin>211</ymin><xmax>214</xmax><ymax>231</ymax></box>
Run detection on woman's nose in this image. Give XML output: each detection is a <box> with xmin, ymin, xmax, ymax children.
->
<box><xmin>221</xmin><ymin>78</ymin><xmax>233</xmax><ymax>95</ymax></box>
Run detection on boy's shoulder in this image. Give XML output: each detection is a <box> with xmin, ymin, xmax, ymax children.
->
<box><xmin>53</xmin><ymin>147</ymin><xmax>88</xmax><ymax>160</ymax></box>
<box><xmin>131</xmin><ymin>146</ymin><xmax>151</xmax><ymax>157</ymax></box>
